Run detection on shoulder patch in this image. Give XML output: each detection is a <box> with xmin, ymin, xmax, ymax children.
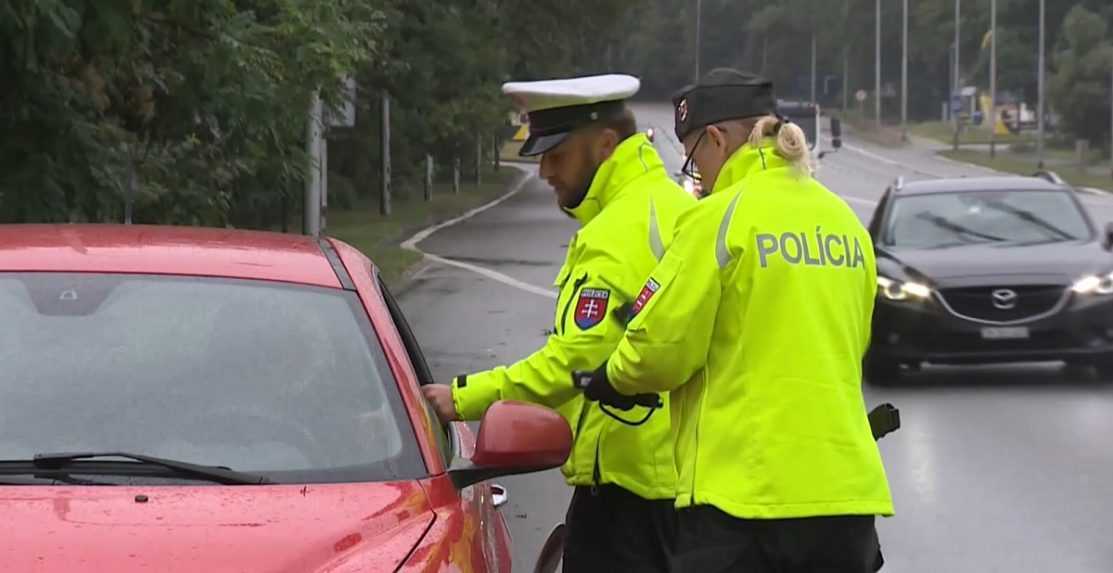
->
<box><xmin>630</xmin><ymin>278</ymin><xmax>661</xmax><ymax>318</ymax></box>
<box><xmin>574</xmin><ymin>288</ymin><xmax>610</xmax><ymax>330</ymax></box>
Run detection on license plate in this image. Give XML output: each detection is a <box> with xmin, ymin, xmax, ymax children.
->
<box><xmin>981</xmin><ymin>326</ymin><xmax>1030</xmax><ymax>340</ymax></box>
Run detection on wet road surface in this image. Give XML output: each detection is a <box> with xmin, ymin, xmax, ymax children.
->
<box><xmin>398</xmin><ymin>103</ymin><xmax>1113</xmax><ymax>572</ymax></box>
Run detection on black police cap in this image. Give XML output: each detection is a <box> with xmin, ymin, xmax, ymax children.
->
<box><xmin>672</xmin><ymin>68</ymin><xmax>777</xmax><ymax>141</ymax></box>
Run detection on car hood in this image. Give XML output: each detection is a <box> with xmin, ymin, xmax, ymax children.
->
<box><xmin>0</xmin><ymin>482</ymin><xmax>434</xmax><ymax>572</ymax></box>
<box><xmin>880</xmin><ymin>240</ymin><xmax>1111</xmax><ymax>285</ymax></box>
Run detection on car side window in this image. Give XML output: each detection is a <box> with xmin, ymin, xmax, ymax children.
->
<box><xmin>377</xmin><ymin>277</ymin><xmax>454</xmax><ymax>464</ymax></box>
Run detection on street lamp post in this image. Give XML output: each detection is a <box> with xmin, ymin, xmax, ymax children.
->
<box><xmin>811</xmin><ymin>31</ymin><xmax>818</xmax><ymax>105</ymax></box>
<box><xmin>989</xmin><ymin>0</ymin><xmax>997</xmax><ymax>159</ymax></box>
<box><xmin>875</xmin><ymin>0</ymin><xmax>881</xmax><ymax>126</ymax></box>
<box><xmin>952</xmin><ymin>0</ymin><xmax>961</xmax><ymax>151</ymax></box>
<box><xmin>1037</xmin><ymin>0</ymin><xmax>1046</xmax><ymax>169</ymax></box>
<box><xmin>901</xmin><ymin>0</ymin><xmax>908</xmax><ymax>141</ymax></box>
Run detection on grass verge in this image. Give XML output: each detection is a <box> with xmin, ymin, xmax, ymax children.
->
<box><xmin>327</xmin><ymin>167</ymin><xmax>526</xmax><ymax>287</ymax></box>
<box><xmin>909</xmin><ymin>121</ymin><xmax>1033</xmax><ymax>146</ymax></box>
<box><xmin>939</xmin><ymin>149</ymin><xmax>1113</xmax><ymax>193</ymax></box>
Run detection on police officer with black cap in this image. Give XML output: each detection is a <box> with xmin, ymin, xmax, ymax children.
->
<box><xmin>575</xmin><ymin>68</ymin><xmax>894</xmax><ymax>572</ymax></box>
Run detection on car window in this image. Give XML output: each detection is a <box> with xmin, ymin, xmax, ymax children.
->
<box><xmin>883</xmin><ymin>190</ymin><xmax>1092</xmax><ymax>249</ymax></box>
<box><xmin>0</xmin><ymin>273</ymin><xmax>425</xmax><ymax>484</ymax></box>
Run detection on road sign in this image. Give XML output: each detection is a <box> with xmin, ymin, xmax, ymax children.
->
<box><xmin>950</xmin><ymin>94</ymin><xmax>963</xmax><ymax>114</ymax></box>
<box><xmin>855</xmin><ymin>89</ymin><xmax>868</xmax><ymax>103</ymax></box>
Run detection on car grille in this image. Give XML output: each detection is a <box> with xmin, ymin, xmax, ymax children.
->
<box><xmin>937</xmin><ymin>285</ymin><xmax>1066</xmax><ymax>323</ymax></box>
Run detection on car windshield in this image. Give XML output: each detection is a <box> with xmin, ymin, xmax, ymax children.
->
<box><xmin>0</xmin><ymin>273</ymin><xmax>423</xmax><ymax>484</ymax></box>
<box><xmin>883</xmin><ymin>190</ymin><xmax>1092</xmax><ymax>249</ymax></box>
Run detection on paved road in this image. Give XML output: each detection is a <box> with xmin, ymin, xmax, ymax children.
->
<box><xmin>399</xmin><ymin>103</ymin><xmax>1113</xmax><ymax>572</ymax></box>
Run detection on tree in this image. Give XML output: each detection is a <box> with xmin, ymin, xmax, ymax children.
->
<box><xmin>1049</xmin><ymin>4</ymin><xmax>1113</xmax><ymax>146</ymax></box>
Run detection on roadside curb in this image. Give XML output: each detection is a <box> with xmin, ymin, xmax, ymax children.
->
<box><xmin>394</xmin><ymin>165</ymin><xmax>552</xmax><ymax>298</ymax></box>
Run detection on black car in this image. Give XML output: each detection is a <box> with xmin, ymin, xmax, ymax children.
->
<box><xmin>866</xmin><ymin>173</ymin><xmax>1113</xmax><ymax>382</ymax></box>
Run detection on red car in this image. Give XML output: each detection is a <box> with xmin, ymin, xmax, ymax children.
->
<box><xmin>0</xmin><ymin>225</ymin><xmax>572</xmax><ymax>572</ymax></box>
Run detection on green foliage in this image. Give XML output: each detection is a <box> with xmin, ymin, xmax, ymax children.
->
<box><xmin>1</xmin><ymin>0</ymin><xmax>383</xmax><ymax>225</ymax></box>
<box><xmin>1049</xmin><ymin>5</ymin><xmax>1113</xmax><ymax>146</ymax></box>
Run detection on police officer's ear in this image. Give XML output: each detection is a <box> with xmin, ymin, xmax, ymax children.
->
<box><xmin>705</xmin><ymin>124</ymin><xmax>731</xmax><ymax>157</ymax></box>
<box><xmin>591</xmin><ymin>127</ymin><xmax>622</xmax><ymax>164</ymax></box>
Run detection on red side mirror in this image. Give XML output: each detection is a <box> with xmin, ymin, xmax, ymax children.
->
<box><xmin>451</xmin><ymin>401</ymin><xmax>572</xmax><ymax>489</ymax></box>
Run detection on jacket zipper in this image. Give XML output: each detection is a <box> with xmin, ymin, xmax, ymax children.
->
<box><xmin>559</xmin><ymin>274</ymin><xmax>589</xmax><ymax>335</ymax></box>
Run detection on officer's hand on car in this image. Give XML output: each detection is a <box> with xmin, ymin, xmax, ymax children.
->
<box><xmin>421</xmin><ymin>384</ymin><xmax>461</xmax><ymax>423</ymax></box>
<box><xmin>573</xmin><ymin>364</ymin><xmax>662</xmax><ymax>411</ymax></box>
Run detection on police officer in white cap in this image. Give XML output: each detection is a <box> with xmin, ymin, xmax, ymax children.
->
<box><xmin>422</xmin><ymin>74</ymin><xmax>695</xmax><ymax>571</ymax></box>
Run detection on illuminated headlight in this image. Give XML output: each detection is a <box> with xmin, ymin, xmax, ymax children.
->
<box><xmin>877</xmin><ymin>276</ymin><xmax>932</xmax><ymax>301</ymax></box>
<box><xmin>1071</xmin><ymin>272</ymin><xmax>1113</xmax><ymax>295</ymax></box>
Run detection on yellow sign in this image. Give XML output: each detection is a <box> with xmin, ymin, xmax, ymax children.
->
<box><xmin>512</xmin><ymin>124</ymin><xmax>529</xmax><ymax>142</ymax></box>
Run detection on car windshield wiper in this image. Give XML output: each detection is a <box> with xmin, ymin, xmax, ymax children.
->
<box><xmin>914</xmin><ymin>211</ymin><xmax>1007</xmax><ymax>243</ymax></box>
<box><xmin>0</xmin><ymin>452</ymin><xmax>274</xmax><ymax>485</ymax></box>
<box><xmin>981</xmin><ymin>200</ymin><xmax>1076</xmax><ymax>240</ymax></box>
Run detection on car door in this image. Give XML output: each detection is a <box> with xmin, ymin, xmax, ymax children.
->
<box><xmin>377</xmin><ymin>277</ymin><xmax>512</xmax><ymax>573</ymax></box>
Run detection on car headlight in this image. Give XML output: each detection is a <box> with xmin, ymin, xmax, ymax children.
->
<box><xmin>877</xmin><ymin>276</ymin><xmax>932</xmax><ymax>301</ymax></box>
<box><xmin>1071</xmin><ymin>272</ymin><xmax>1113</xmax><ymax>295</ymax></box>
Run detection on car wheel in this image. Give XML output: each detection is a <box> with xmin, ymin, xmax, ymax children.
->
<box><xmin>865</xmin><ymin>357</ymin><xmax>901</xmax><ymax>386</ymax></box>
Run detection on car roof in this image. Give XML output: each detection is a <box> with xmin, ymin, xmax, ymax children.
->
<box><xmin>896</xmin><ymin>176</ymin><xmax>1069</xmax><ymax>196</ymax></box>
<box><xmin>0</xmin><ymin>224</ymin><xmax>346</xmax><ymax>288</ymax></box>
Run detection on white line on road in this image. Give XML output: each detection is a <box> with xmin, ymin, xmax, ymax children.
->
<box><xmin>401</xmin><ymin>167</ymin><xmax>558</xmax><ymax>300</ymax></box>
<box><xmin>842</xmin><ymin>195</ymin><xmax>879</xmax><ymax>206</ymax></box>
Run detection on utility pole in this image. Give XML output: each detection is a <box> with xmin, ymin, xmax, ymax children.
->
<box><xmin>1036</xmin><ymin>0</ymin><xmax>1046</xmax><ymax>169</ymax></box>
<box><xmin>901</xmin><ymin>0</ymin><xmax>909</xmax><ymax>141</ymax></box>
<box><xmin>952</xmin><ymin>0</ymin><xmax>961</xmax><ymax>151</ymax></box>
<box><xmin>989</xmin><ymin>0</ymin><xmax>997</xmax><ymax>159</ymax></box>
<box><xmin>304</xmin><ymin>92</ymin><xmax>322</xmax><ymax>237</ymax></box>
<box><xmin>875</xmin><ymin>0</ymin><xmax>881</xmax><ymax>126</ymax></box>
<box><xmin>380</xmin><ymin>90</ymin><xmax>392</xmax><ymax>216</ymax></box>
<box><xmin>1109</xmin><ymin>62</ymin><xmax>1112</xmax><ymax>180</ymax></box>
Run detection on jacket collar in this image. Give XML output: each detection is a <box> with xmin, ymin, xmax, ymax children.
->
<box><xmin>566</xmin><ymin>133</ymin><xmax>663</xmax><ymax>225</ymax></box>
<box><xmin>709</xmin><ymin>138</ymin><xmax>788</xmax><ymax>196</ymax></box>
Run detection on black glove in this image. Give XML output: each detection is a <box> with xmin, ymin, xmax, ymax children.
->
<box><xmin>572</xmin><ymin>363</ymin><xmax>662</xmax><ymax>411</ymax></box>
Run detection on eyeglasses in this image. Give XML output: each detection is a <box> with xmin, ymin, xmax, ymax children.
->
<box><xmin>680</xmin><ymin>130</ymin><xmax>706</xmax><ymax>181</ymax></box>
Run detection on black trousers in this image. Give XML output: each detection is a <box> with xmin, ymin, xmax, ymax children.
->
<box><xmin>562</xmin><ymin>485</ymin><xmax>676</xmax><ymax>573</ymax></box>
<box><xmin>671</xmin><ymin>505</ymin><xmax>884</xmax><ymax>573</ymax></box>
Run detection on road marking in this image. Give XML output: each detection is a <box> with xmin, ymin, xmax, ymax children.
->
<box><xmin>401</xmin><ymin>168</ymin><xmax>558</xmax><ymax>300</ymax></box>
<box><xmin>842</xmin><ymin>195</ymin><xmax>879</xmax><ymax>206</ymax></box>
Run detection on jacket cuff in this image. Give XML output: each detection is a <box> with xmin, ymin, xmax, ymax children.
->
<box><xmin>451</xmin><ymin>371</ymin><xmax>501</xmax><ymax>421</ymax></box>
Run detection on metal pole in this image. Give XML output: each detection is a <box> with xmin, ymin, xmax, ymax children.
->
<box><xmin>425</xmin><ymin>154</ymin><xmax>434</xmax><ymax>202</ymax></box>
<box><xmin>1109</xmin><ymin>62</ymin><xmax>1112</xmax><ymax>180</ymax></box>
<box><xmin>380</xmin><ymin>90</ymin><xmax>392</xmax><ymax>216</ymax></box>
<box><xmin>901</xmin><ymin>0</ymin><xmax>908</xmax><ymax>140</ymax></box>
<box><xmin>125</xmin><ymin>152</ymin><xmax>135</xmax><ymax>225</ymax></box>
<box><xmin>875</xmin><ymin>0</ymin><xmax>881</xmax><ymax>126</ymax></box>
<box><xmin>1037</xmin><ymin>0</ymin><xmax>1046</xmax><ymax>169</ymax></box>
<box><xmin>475</xmin><ymin>134</ymin><xmax>482</xmax><ymax>186</ymax></box>
<box><xmin>811</xmin><ymin>31</ymin><xmax>817</xmax><ymax>105</ymax></box>
<box><xmin>989</xmin><ymin>0</ymin><xmax>997</xmax><ymax>159</ymax></box>
<box><xmin>304</xmin><ymin>92</ymin><xmax>322</xmax><ymax>237</ymax></box>
<box><xmin>953</xmin><ymin>0</ymin><xmax>961</xmax><ymax>151</ymax></box>
<box><xmin>843</xmin><ymin>47</ymin><xmax>849</xmax><ymax>112</ymax></box>
<box><xmin>453</xmin><ymin>156</ymin><xmax>461</xmax><ymax>195</ymax></box>
<box><xmin>320</xmin><ymin>135</ymin><xmax>328</xmax><ymax>234</ymax></box>
<box><xmin>694</xmin><ymin>0</ymin><xmax>702</xmax><ymax>81</ymax></box>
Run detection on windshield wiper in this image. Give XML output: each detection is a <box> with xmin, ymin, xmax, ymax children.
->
<box><xmin>914</xmin><ymin>211</ymin><xmax>1007</xmax><ymax>243</ymax></box>
<box><xmin>982</xmin><ymin>200</ymin><xmax>1076</xmax><ymax>240</ymax></box>
<box><xmin>15</xmin><ymin>452</ymin><xmax>273</xmax><ymax>485</ymax></box>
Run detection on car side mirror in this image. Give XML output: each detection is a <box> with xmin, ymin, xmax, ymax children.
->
<box><xmin>830</xmin><ymin>118</ymin><xmax>843</xmax><ymax>150</ymax></box>
<box><xmin>449</xmin><ymin>401</ymin><xmax>571</xmax><ymax>489</ymax></box>
<box><xmin>1104</xmin><ymin>222</ymin><xmax>1113</xmax><ymax>250</ymax></box>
